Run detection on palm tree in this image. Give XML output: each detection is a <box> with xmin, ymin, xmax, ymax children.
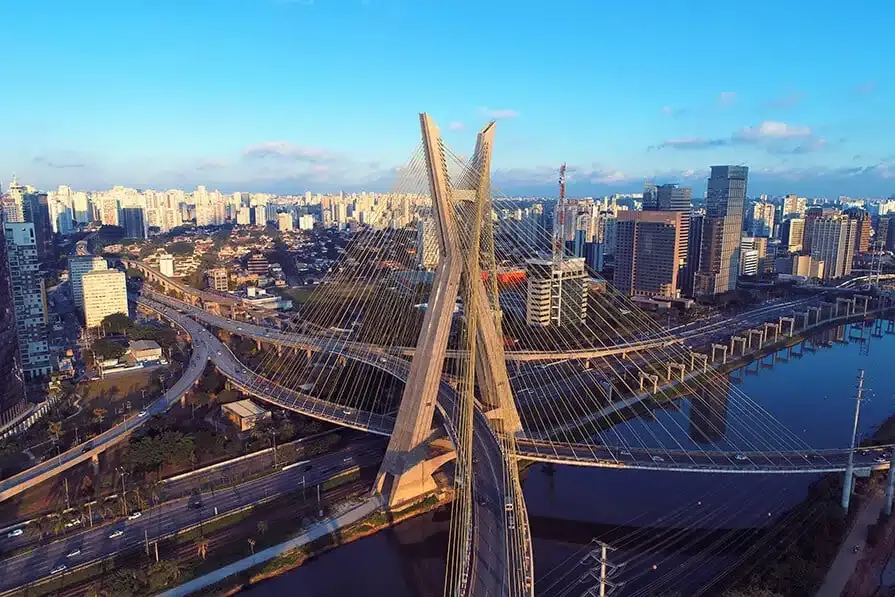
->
<box><xmin>196</xmin><ymin>538</ymin><xmax>209</xmax><ymax>560</ymax></box>
<box><xmin>247</xmin><ymin>538</ymin><xmax>256</xmax><ymax>555</ymax></box>
<box><xmin>257</xmin><ymin>520</ymin><xmax>268</xmax><ymax>536</ymax></box>
<box><xmin>92</xmin><ymin>408</ymin><xmax>107</xmax><ymax>425</ymax></box>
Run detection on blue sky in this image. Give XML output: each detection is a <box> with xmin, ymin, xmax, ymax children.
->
<box><xmin>2</xmin><ymin>0</ymin><xmax>893</xmax><ymax>197</ymax></box>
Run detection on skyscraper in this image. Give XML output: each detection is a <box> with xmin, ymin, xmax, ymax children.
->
<box><xmin>121</xmin><ymin>207</ymin><xmax>147</xmax><ymax>239</ymax></box>
<box><xmin>69</xmin><ymin>255</ymin><xmax>109</xmax><ymax>310</ymax></box>
<box><xmin>22</xmin><ymin>192</ymin><xmax>54</xmax><ymax>261</ymax></box>
<box><xmin>4</xmin><ymin>223</ymin><xmax>51</xmax><ymax>380</ymax></box>
<box><xmin>804</xmin><ymin>215</ymin><xmax>857</xmax><ymax>280</ymax></box>
<box><xmin>615</xmin><ymin>211</ymin><xmax>683</xmax><ymax>298</ymax></box>
<box><xmin>0</xmin><ymin>225</ymin><xmax>26</xmax><ymax>427</ymax></box>
<box><xmin>525</xmin><ymin>257</ymin><xmax>588</xmax><ymax>327</ymax></box>
<box><xmin>643</xmin><ymin>183</ymin><xmax>691</xmax><ymax>294</ymax></box>
<box><xmin>780</xmin><ymin>217</ymin><xmax>805</xmax><ymax>253</ymax></box>
<box><xmin>694</xmin><ymin>166</ymin><xmax>748</xmax><ymax>296</ymax></box>
<box><xmin>749</xmin><ymin>201</ymin><xmax>775</xmax><ymax>237</ymax></box>
<box><xmin>82</xmin><ymin>269</ymin><xmax>129</xmax><ymax>328</ymax></box>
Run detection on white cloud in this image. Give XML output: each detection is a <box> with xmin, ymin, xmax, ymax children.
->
<box><xmin>480</xmin><ymin>107</ymin><xmax>520</xmax><ymax>119</ymax></box>
<box><xmin>448</xmin><ymin>121</ymin><xmax>464</xmax><ymax>131</ymax></box>
<box><xmin>736</xmin><ymin>121</ymin><xmax>812</xmax><ymax>140</ymax></box>
<box><xmin>717</xmin><ymin>91</ymin><xmax>737</xmax><ymax>106</ymax></box>
<box><xmin>241</xmin><ymin>141</ymin><xmax>337</xmax><ymax>162</ymax></box>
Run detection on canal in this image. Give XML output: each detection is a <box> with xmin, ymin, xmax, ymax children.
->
<box><xmin>244</xmin><ymin>320</ymin><xmax>895</xmax><ymax>596</ymax></box>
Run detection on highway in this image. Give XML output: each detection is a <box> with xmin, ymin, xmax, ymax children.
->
<box><xmin>0</xmin><ymin>441</ymin><xmax>386</xmax><ymax>593</ymax></box>
<box><xmin>0</xmin><ymin>317</ymin><xmax>211</xmax><ymax>503</ymax></box>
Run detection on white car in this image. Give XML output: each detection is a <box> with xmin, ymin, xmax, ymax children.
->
<box><xmin>51</xmin><ymin>565</ymin><xmax>67</xmax><ymax>574</ymax></box>
<box><xmin>735</xmin><ymin>454</ymin><xmax>749</xmax><ymax>461</ymax></box>
<box><xmin>6</xmin><ymin>529</ymin><xmax>23</xmax><ymax>538</ymax></box>
<box><xmin>137</xmin><ymin>410</ymin><xmax>148</xmax><ymax>418</ymax></box>
<box><xmin>66</xmin><ymin>549</ymin><xmax>81</xmax><ymax>558</ymax></box>
<box><xmin>651</xmin><ymin>456</ymin><xmax>665</xmax><ymax>463</ymax></box>
<box><xmin>64</xmin><ymin>519</ymin><xmax>81</xmax><ymax>528</ymax></box>
<box><xmin>342</xmin><ymin>409</ymin><xmax>353</xmax><ymax>415</ymax></box>
<box><xmin>128</xmin><ymin>512</ymin><xmax>142</xmax><ymax>520</ymax></box>
<box><xmin>109</xmin><ymin>530</ymin><xmax>124</xmax><ymax>538</ymax></box>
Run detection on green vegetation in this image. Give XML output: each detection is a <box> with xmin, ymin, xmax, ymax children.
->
<box><xmin>166</xmin><ymin>241</ymin><xmax>194</xmax><ymax>256</ymax></box>
<box><xmin>91</xmin><ymin>338</ymin><xmax>125</xmax><ymax>360</ymax></box>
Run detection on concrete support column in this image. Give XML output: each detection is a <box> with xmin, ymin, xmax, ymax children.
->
<box><xmin>885</xmin><ymin>450</ymin><xmax>895</xmax><ymax>517</ymax></box>
<box><xmin>711</xmin><ymin>344</ymin><xmax>728</xmax><ymax>364</ymax></box>
<box><xmin>91</xmin><ymin>454</ymin><xmax>100</xmax><ymax>475</ymax></box>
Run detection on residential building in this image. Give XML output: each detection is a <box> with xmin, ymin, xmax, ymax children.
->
<box><xmin>694</xmin><ymin>166</ymin><xmax>748</xmax><ymax>296</ymax></box>
<box><xmin>845</xmin><ymin>208</ymin><xmax>872</xmax><ymax>253</ymax></box>
<box><xmin>775</xmin><ymin>254</ymin><xmax>824</xmax><ymax>279</ymax></box>
<box><xmin>782</xmin><ymin>194</ymin><xmax>807</xmax><ymax>218</ymax></box>
<box><xmin>525</xmin><ymin>257</ymin><xmax>588</xmax><ymax>327</ymax></box>
<box><xmin>4</xmin><ymin>223</ymin><xmax>51</xmax><ymax>379</ymax></box>
<box><xmin>749</xmin><ymin>201</ymin><xmax>775</xmax><ymax>237</ymax></box>
<box><xmin>22</xmin><ymin>192</ymin><xmax>54</xmax><ymax>261</ymax></box>
<box><xmin>0</xmin><ymin>225</ymin><xmax>26</xmax><ymax>426</ymax></box>
<box><xmin>277</xmin><ymin>212</ymin><xmax>293</xmax><ymax>232</ymax></box>
<box><xmin>780</xmin><ymin>217</ymin><xmax>805</xmax><ymax>253</ymax></box>
<box><xmin>246</xmin><ymin>253</ymin><xmax>269</xmax><ymax>275</ymax></box>
<box><xmin>804</xmin><ymin>215</ymin><xmax>857</xmax><ymax>280</ymax></box>
<box><xmin>207</xmin><ymin>268</ymin><xmax>229</xmax><ymax>292</ymax></box>
<box><xmin>298</xmin><ymin>214</ymin><xmax>314</xmax><ymax>230</ymax></box>
<box><xmin>127</xmin><ymin>339</ymin><xmax>163</xmax><ymax>364</ymax></box>
<box><xmin>614</xmin><ymin>211</ymin><xmax>682</xmax><ymax>298</ymax></box>
<box><xmin>69</xmin><ymin>255</ymin><xmax>108</xmax><ymax>309</ymax></box>
<box><xmin>158</xmin><ymin>253</ymin><xmax>175</xmax><ymax>277</ymax></box>
<box><xmin>82</xmin><ymin>269</ymin><xmax>128</xmax><ymax>327</ymax></box>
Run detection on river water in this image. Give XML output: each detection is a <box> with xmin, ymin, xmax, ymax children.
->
<box><xmin>245</xmin><ymin>319</ymin><xmax>895</xmax><ymax>597</ymax></box>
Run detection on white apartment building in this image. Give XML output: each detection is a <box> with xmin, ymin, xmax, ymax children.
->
<box><xmin>525</xmin><ymin>257</ymin><xmax>588</xmax><ymax>327</ymax></box>
<box><xmin>82</xmin><ymin>269</ymin><xmax>128</xmax><ymax>328</ymax></box>
<box><xmin>69</xmin><ymin>255</ymin><xmax>108</xmax><ymax>310</ymax></box>
<box><xmin>277</xmin><ymin>212</ymin><xmax>293</xmax><ymax>232</ymax></box>
<box><xmin>158</xmin><ymin>253</ymin><xmax>175</xmax><ymax>277</ymax></box>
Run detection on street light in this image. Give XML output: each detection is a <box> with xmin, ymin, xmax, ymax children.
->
<box><xmin>116</xmin><ymin>467</ymin><xmax>129</xmax><ymax>516</ymax></box>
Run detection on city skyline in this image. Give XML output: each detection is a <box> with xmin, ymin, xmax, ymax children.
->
<box><xmin>2</xmin><ymin>0</ymin><xmax>893</xmax><ymax>197</ymax></box>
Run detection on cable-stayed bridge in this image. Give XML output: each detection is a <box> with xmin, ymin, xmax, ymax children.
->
<box><xmin>89</xmin><ymin>115</ymin><xmax>895</xmax><ymax>595</ymax></box>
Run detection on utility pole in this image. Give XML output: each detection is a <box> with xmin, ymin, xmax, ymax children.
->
<box><xmin>270</xmin><ymin>429</ymin><xmax>278</xmax><ymax>468</ymax></box>
<box><xmin>144</xmin><ymin>529</ymin><xmax>150</xmax><ymax>556</ymax></box>
<box><xmin>117</xmin><ymin>468</ymin><xmax>129</xmax><ymax>516</ymax></box>
<box><xmin>842</xmin><ymin>369</ymin><xmax>865</xmax><ymax>513</ymax></box>
<box><xmin>63</xmin><ymin>478</ymin><xmax>70</xmax><ymax>510</ymax></box>
<box><xmin>317</xmin><ymin>484</ymin><xmax>322</xmax><ymax>517</ymax></box>
<box><xmin>578</xmin><ymin>540</ymin><xmax>624</xmax><ymax>597</ymax></box>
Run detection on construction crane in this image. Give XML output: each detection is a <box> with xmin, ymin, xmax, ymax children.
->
<box><xmin>552</xmin><ymin>163</ymin><xmax>566</xmax><ymax>263</ymax></box>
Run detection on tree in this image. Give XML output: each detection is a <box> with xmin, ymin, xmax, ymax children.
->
<box><xmin>146</xmin><ymin>560</ymin><xmax>183</xmax><ymax>590</ymax></box>
<box><xmin>92</xmin><ymin>408</ymin><xmax>107</xmax><ymax>425</ymax></box>
<box><xmin>196</xmin><ymin>538</ymin><xmax>209</xmax><ymax>560</ymax></box>
<box><xmin>257</xmin><ymin>520</ymin><xmax>268</xmax><ymax>536</ymax></box>
<box><xmin>167</xmin><ymin>241</ymin><xmax>194</xmax><ymax>256</ymax></box>
<box><xmin>49</xmin><ymin>421</ymin><xmax>63</xmax><ymax>442</ymax></box>
<box><xmin>92</xmin><ymin>338</ymin><xmax>125</xmax><ymax>361</ymax></box>
<box><xmin>104</xmin><ymin>568</ymin><xmax>144</xmax><ymax>597</ymax></box>
<box><xmin>101</xmin><ymin>313</ymin><xmax>133</xmax><ymax>335</ymax></box>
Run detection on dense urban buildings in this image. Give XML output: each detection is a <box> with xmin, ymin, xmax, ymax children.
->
<box><xmin>82</xmin><ymin>269</ymin><xmax>128</xmax><ymax>328</ymax></box>
<box><xmin>69</xmin><ymin>255</ymin><xmax>109</xmax><ymax>310</ymax></box>
<box><xmin>804</xmin><ymin>214</ymin><xmax>857</xmax><ymax>280</ymax></box>
<box><xmin>0</xmin><ymin>225</ymin><xmax>26</xmax><ymax>427</ymax></box>
<box><xmin>694</xmin><ymin>166</ymin><xmax>749</xmax><ymax>296</ymax></box>
<box><xmin>614</xmin><ymin>211</ymin><xmax>683</xmax><ymax>298</ymax></box>
<box><xmin>3</xmin><ymin>223</ymin><xmax>51</xmax><ymax>380</ymax></box>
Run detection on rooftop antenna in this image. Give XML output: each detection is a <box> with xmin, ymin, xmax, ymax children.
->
<box><xmin>553</xmin><ymin>163</ymin><xmax>566</xmax><ymax>263</ymax></box>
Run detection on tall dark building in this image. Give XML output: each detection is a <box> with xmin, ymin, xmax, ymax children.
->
<box><xmin>121</xmin><ymin>207</ymin><xmax>147</xmax><ymax>239</ymax></box>
<box><xmin>683</xmin><ymin>214</ymin><xmax>704</xmax><ymax>296</ymax></box>
<box><xmin>22</xmin><ymin>192</ymin><xmax>53</xmax><ymax>262</ymax></box>
<box><xmin>0</xmin><ymin>226</ymin><xmax>27</xmax><ymax>428</ymax></box>
<box><xmin>694</xmin><ymin>166</ymin><xmax>748</xmax><ymax>296</ymax></box>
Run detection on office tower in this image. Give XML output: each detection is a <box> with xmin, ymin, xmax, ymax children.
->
<box><xmin>584</xmin><ymin>241</ymin><xmax>604</xmax><ymax>272</ymax></box>
<box><xmin>683</xmin><ymin>214</ymin><xmax>703</xmax><ymax>296</ymax></box>
<box><xmin>55</xmin><ymin>209</ymin><xmax>74</xmax><ymax>236</ymax></box>
<box><xmin>2</xmin><ymin>177</ymin><xmax>26</xmax><ymax>223</ymax></box>
<box><xmin>749</xmin><ymin>201</ymin><xmax>775</xmax><ymax>237</ymax></box>
<box><xmin>206</xmin><ymin>268</ymin><xmax>229</xmax><ymax>292</ymax></box>
<box><xmin>804</xmin><ymin>215</ymin><xmax>857</xmax><ymax>280</ymax></box>
<box><xmin>775</xmin><ymin>254</ymin><xmax>825</xmax><ymax>279</ymax></box>
<box><xmin>82</xmin><ymin>269</ymin><xmax>128</xmax><ymax>328</ymax></box>
<box><xmin>69</xmin><ymin>255</ymin><xmax>108</xmax><ymax>309</ymax></box>
<box><xmin>158</xmin><ymin>253</ymin><xmax>175</xmax><ymax>277</ymax></box>
<box><xmin>121</xmin><ymin>207</ymin><xmax>147</xmax><ymax>239</ymax></box>
<box><xmin>416</xmin><ymin>219</ymin><xmax>439</xmax><ymax>270</ymax></box>
<box><xmin>694</xmin><ymin>166</ymin><xmax>748</xmax><ymax>296</ymax></box>
<box><xmin>72</xmin><ymin>192</ymin><xmax>90</xmax><ymax>223</ymax></box>
<box><xmin>277</xmin><ymin>212</ymin><xmax>294</xmax><ymax>232</ymax></box>
<box><xmin>614</xmin><ymin>211</ymin><xmax>683</xmax><ymax>298</ymax></box>
<box><xmin>253</xmin><ymin>205</ymin><xmax>265</xmax><ymax>226</ymax></box>
<box><xmin>100</xmin><ymin>196</ymin><xmax>119</xmax><ymax>226</ymax></box>
<box><xmin>844</xmin><ymin>208</ymin><xmax>872</xmax><ymax>253</ymax></box>
<box><xmin>0</xmin><ymin>225</ymin><xmax>26</xmax><ymax>426</ymax></box>
<box><xmin>4</xmin><ymin>223</ymin><xmax>51</xmax><ymax>379</ymax></box>
<box><xmin>780</xmin><ymin>217</ymin><xmax>805</xmax><ymax>252</ymax></box>
<box><xmin>782</xmin><ymin>194</ymin><xmax>806</xmax><ymax>218</ymax></box>
<box><xmin>877</xmin><ymin>215</ymin><xmax>895</xmax><ymax>250</ymax></box>
<box><xmin>22</xmin><ymin>192</ymin><xmax>54</xmax><ymax>261</ymax></box>
<box><xmin>299</xmin><ymin>214</ymin><xmax>314</xmax><ymax>230</ymax></box>
<box><xmin>643</xmin><ymin>183</ymin><xmax>691</xmax><ymax>292</ymax></box>
<box><xmin>525</xmin><ymin>257</ymin><xmax>588</xmax><ymax>327</ymax></box>
<box><xmin>236</xmin><ymin>207</ymin><xmax>251</xmax><ymax>226</ymax></box>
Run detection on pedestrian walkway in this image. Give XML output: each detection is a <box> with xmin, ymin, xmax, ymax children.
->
<box><xmin>159</xmin><ymin>495</ymin><xmax>383</xmax><ymax>597</ymax></box>
<box><xmin>816</xmin><ymin>493</ymin><xmax>885</xmax><ymax>597</ymax></box>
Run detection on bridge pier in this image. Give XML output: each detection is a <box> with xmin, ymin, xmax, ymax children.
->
<box><xmin>747</xmin><ymin>329</ymin><xmax>764</xmax><ymax>350</ymax></box>
<box><xmin>808</xmin><ymin>306</ymin><xmax>823</xmax><ymax>326</ymax></box>
<box><xmin>730</xmin><ymin>335</ymin><xmax>747</xmax><ymax>356</ymax></box>
<box><xmin>91</xmin><ymin>454</ymin><xmax>100</xmax><ymax>475</ymax></box>
<box><xmin>639</xmin><ymin>373</ymin><xmax>659</xmax><ymax>394</ymax></box>
<box><xmin>690</xmin><ymin>352</ymin><xmax>709</xmax><ymax>373</ymax></box>
<box><xmin>886</xmin><ymin>449</ymin><xmax>895</xmax><ymax>517</ymax></box>
<box><xmin>779</xmin><ymin>316</ymin><xmax>795</xmax><ymax>337</ymax></box>
<box><xmin>711</xmin><ymin>343</ymin><xmax>728</xmax><ymax>364</ymax></box>
<box><xmin>856</xmin><ymin>294</ymin><xmax>872</xmax><ymax>317</ymax></box>
<box><xmin>666</xmin><ymin>362</ymin><xmax>686</xmax><ymax>383</ymax></box>
<box><xmin>764</xmin><ymin>322</ymin><xmax>780</xmax><ymax>344</ymax></box>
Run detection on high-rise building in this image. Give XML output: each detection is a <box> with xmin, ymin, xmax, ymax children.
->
<box><xmin>844</xmin><ymin>208</ymin><xmax>872</xmax><ymax>253</ymax></box>
<box><xmin>0</xmin><ymin>225</ymin><xmax>26</xmax><ymax>427</ymax></box>
<box><xmin>782</xmin><ymin>194</ymin><xmax>806</xmax><ymax>218</ymax></box>
<box><xmin>158</xmin><ymin>253</ymin><xmax>175</xmax><ymax>277</ymax></box>
<box><xmin>277</xmin><ymin>212</ymin><xmax>294</xmax><ymax>232</ymax></box>
<box><xmin>4</xmin><ymin>223</ymin><xmax>51</xmax><ymax>380</ymax></box>
<box><xmin>298</xmin><ymin>214</ymin><xmax>315</xmax><ymax>230</ymax></box>
<box><xmin>525</xmin><ymin>257</ymin><xmax>588</xmax><ymax>327</ymax></box>
<box><xmin>780</xmin><ymin>217</ymin><xmax>805</xmax><ymax>253</ymax></box>
<box><xmin>121</xmin><ymin>207</ymin><xmax>147</xmax><ymax>239</ymax></box>
<box><xmin>614</xmin><ymin>211</ymin><xmax>682</xmax><ymax>298</ymax></box>
<box><xmin>876</xmin><ymin>215</ymin><xmax>895</xmax><ymax>250</ymax></box>
<box><xmin>69</xmin><ymin>255</ymin><xmax>108</xmax><ymax>309</ymax></box>
<box><xmin>82</xmin><ymin>269</ymin><xmax>128</xmax><ymax>328</ymax></box>
<box><xmin>683</xmin><ymin>213</ymin><xmax>704</xmax><ymax>296</ymax></box>
<box><xmin>694</xmin><ymin>166</ymin><xmax>748</xmax><ymax>296</ymax></box>
<box><xmin>2</xmin><ymin>177</ymin><xmax>26</xmax><ymax>223</ymax></box>
<box><xmin>749</xmin><ymin>201</ymin><xmax>775</xmax><ymax>237</ymax></box>
<box><xmin>247</xmin><ymin>253</ymin><xmax>269</xmax><ymax>275</ymax></box>
<box><xmin>643</xmin><ymin>183</ymin><xmax>691</xmax><ymax>290</ymax></box>
<box><xmin>416</xmin><ymin>219</ymin><xmax>439</xmax><ymax>270</ymax></box>
<box><xmin>22</xmin><ymin>192</ymin><xmax>54</xmax><ymax>261</ymax></box>
<box><xmin>804</xmin><ymin>215</ymin><xmax>857</xmax><ymax>280</ymax></box>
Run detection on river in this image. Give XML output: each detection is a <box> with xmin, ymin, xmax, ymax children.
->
<box><xmin>244</xmin><ymin>319</ymin><xmax>895</xmax><ymax>597</ymax></box>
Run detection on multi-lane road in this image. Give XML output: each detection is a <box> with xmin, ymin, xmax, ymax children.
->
<box><xmin>0</xmin><ymin>441</ymin><xmax>386</xmax><ymax>593</ymax></box>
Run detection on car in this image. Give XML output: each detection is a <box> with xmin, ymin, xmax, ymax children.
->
<box><xmin>137</xmin><ymin>410</ymin><xmax>147</xmax><ymax>418</ymax></box>
<box><xmin>735</xmin><ymin>454</ymin><xmax>749</xmax><ymax>461</ymax></box>
<box><xmin>651</xmin><ymin>456</ymin><xmax>665</xmax><ymax>463</ymax></box>
<box><xmin>853</xmin><ymin>545</ymin><xmax>860</xmax><ymax>554</ymax></box>
<box><xmin>64</xmin><ymin>519</ymin><xmax>81</xmax><ymax>528</ymax></box>
<box><xmin>66</xmin><ymin>549</ymin><xmax>81</xmax><ymax>558</ymax></box>
<box><xmin>343</xmin><ymin>457</ymin><xmax>352</xmax><ymax>463</ymax></box>
<box><xmin>379</xmin><ymin>357</ymin><xmax>386</xmax><ymax>363</ymax></box>
<box><xmin>109</xmin><ymin>530</ymin><xmax>124</xmax><ymax>538</ymax></box>
<box><xmin>876</xmin><ymin>456</ymin><xmax>888</xmax><ymax>464</ymax></box>
<box><xmin>6</xmin><ymin>529</ymin><xmax>23</xmax><ymax>538</ymax></box>
<box><xmin>342</xmin><ymin>409</ymin><xmax>353</xmax><ymax>415</ymax></box>
<box><xmin>217</xmin><ymin>351</ymin><xmax>222</xmax><ymax>356</ymax></box>
<box><xmin>50</xmin><ymin>565</ymin><xmax>67</xmax><ymax>574</ymax></box>
<box><xmin>620</xmin><ymin>450</ymin><xmax>632</xmax><ymax>457</ymax></box>
<box><xmin>128</xmin><ymin>512</ymin><xmax>142</xmax><ymax>520</ymax></box>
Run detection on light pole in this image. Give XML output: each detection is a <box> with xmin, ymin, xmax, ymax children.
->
<box><xmin>842</xmin><ymin>369</ymin><xmax>865</xmax><ymax>513</ymax></box>
<box><xmin>269</xmin><ymin>429</ymin><xmax>278</xmax><ymax>468</ymax></box>
<box><xmin>117</xmin><ymin>467</ymin><xmax>129</xmax><ymax>516</ymax></box>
